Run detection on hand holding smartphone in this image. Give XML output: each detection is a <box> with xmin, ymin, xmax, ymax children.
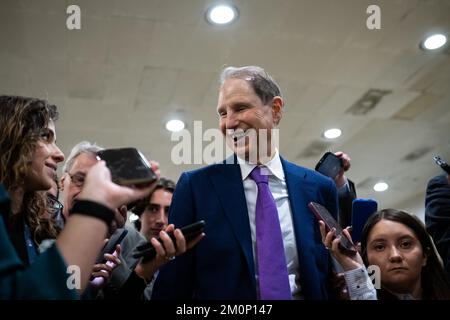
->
<box><xmin>95</xmin><ymin>229</ymin><xmax>128</xmax><ymax>264</ymax></box>
<box><xmin>133</xmin><ymin>220</ymin><xmax>206</xmax><ymax>262</ymax></box>
<box><xmin>308</xmin><ymin>202</ymin><xmax>357</xmax><ymax>255</ymax></box>
<box><xmin>96</xmin><ymin>148</ymin><xmax>157</xmax><ymax>186</ymax></box>
<box><xmin>315</xmin><ymin>152</ymin><xmax>343</xmax><ymax>179</ymax></box>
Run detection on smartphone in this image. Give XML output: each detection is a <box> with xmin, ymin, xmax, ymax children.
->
<box><xmin>308</xmin><ymin>202</ymin><xmax>357</xmax><ymax>255</ymax></box>
<box><xmin>433</xmin><ymin>155</ymin><xmax>450</xmax><ymax>175</ymax></box>
<box><xmin>95</xmin><ymin>229</ymin><xmax>128</xmax><ymax>264</ymax></box>
<box><xmin>351</xmin><ymin>199</ymin><xmax>378</xmax><ymax>244</ymax></box>
<box><xmin>96</xmin><ymin>148</ymin><xmax>157</xmax><ymax>186</ymax></box>
<box><xmin>133</xmin><ymin>220</ymin><xmax>206</xmax><ymax>261</ymax></box>
<box><xmin>315</xmin><ymin>152</ymin><xmax>343</xmax><ymax>179</ymax></box>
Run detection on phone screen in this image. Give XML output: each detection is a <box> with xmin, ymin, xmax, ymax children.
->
<box><xmin>315</xmin><ymin>152</ymin><xmax>342</xmax><ymax>179</ymax></box>
<box><xmin>308</xmin><ymin>202</ymin><xmax>356</xmax><ymax>254</ymax></box>
<box><xmin>96</xmin><ymin>148</ymin><xmax>157</xmax><ymax>185</ymax></box>
<box><xmin>133</xmin><ymin>220</ymin><xmax>206</xmax><ymax>261</ymax></box>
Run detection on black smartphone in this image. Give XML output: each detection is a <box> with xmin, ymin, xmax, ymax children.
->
<box><xmin>351</xmin><ymin>199</ymin><xmax>377</xmax><ymax>244</ymax></box>
<box><xmin>95</xmin><ymin>229</ymin><xmax>128</xmax><ymax>264</ymax></box>
<box><xmin>433</xmin><ymin>155</ymin><xmax>450</xmax><ymax>175</ymax></box>
<box><xmin>96</xmin><ymin>148</ymin><xmax>157</xmax><ymax>186</ymax></box>
<box><xmin>133</xmin><ymin>220</ymin><xmax>206</xmax><ymax>261</ymax></box>
<box><xmin>308</xmin><ymin>202</ymin><xmax>357</xmax><ymax>255</ymax></box>
<box><xmin>315</xmin><ymin>152</ymin><xmax>343</xmax><ymax>179</ymax></box>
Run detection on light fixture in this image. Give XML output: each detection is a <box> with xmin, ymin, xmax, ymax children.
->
<box><xmin>323</xmin><ymin>128</ymin><xmax>342</xmax><ymax>139</ymax></box>
<box><xmin>373</xmin><ymin>182</ymin><xmax>389</xmax><ymax>192</ymax></box>
<box><xmin>421</xmin><ymin>33</ymin><xmax>447</xmax><ymax>50</ymax></box>
<box><xmin>166</xmin><ymin>119</ymin><xmax>185</xmax><ymax>132</ymax></box>
<box><xmin>206</xmin><ymin>4</ymin><xmax>238</xmax><ymax>25</ymax></box>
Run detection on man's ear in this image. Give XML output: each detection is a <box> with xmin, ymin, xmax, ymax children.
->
<box><xmin>272</xmin><ymin>96</ymin><xmax>284</xmax><ymax>125</ymax></box>
<box><xmin>59</xmin><ymin>175</ymin><xmax>65</xmax><ymax>192</ymax></box>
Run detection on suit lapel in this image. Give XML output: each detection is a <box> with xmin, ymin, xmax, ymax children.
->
<box><xmin>209</xmin><ymin>157</ymin><xmax>255</xmax><ymax>284</ymax></box>
<box><xmin>281</xmin><ymin>158</ymin><xmax>317</xmax><ymax>253</ymax></box>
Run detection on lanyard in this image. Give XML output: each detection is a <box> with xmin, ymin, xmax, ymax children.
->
<box><xmin>23</xmin><ymin>221</ymin><xmax>38</xmax><ymax>264</ymax></box>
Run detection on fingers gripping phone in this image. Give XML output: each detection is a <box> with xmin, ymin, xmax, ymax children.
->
<box><xmin>315</xmin><ymin>152</ymin><xmax>343</xmax><ymax>179</ymax></box>
<box><xmin>133</xmin><ymin>220</ymin><xmax>206</xmax><ymax>262</ymax></box>
<box><xmin>96</xmin><ymin>148</ymin><xmax>157</xmax><ymax>186</ymax></box>
<box><xmin>308</xmin><ymin>202</ymin><xmax>357</xmax><ymax>255</ymax></box>
<box><xmin>95</xmin><ymin>229</ymin><xmax>128</xmax><ymax>264</ymax></box>
<box><xmin>433</xmin><ymin>155</ymin><xmax>450</xmax><ymax>175</ymax></box>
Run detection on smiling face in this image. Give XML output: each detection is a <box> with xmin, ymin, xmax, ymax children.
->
<box><xmin>24</xmin><ymin>120</ymin><xmax>65</xmax><ymax>192</ymax></box>
<box><xmin>217</xmin><ymin>78</ymin><xmax>283</xmax><ymax>164</ymax></box>
<box><xmin>366</xmin><ymin>219</ymin><xmax>427</xmax><ymax>295</ymax></box>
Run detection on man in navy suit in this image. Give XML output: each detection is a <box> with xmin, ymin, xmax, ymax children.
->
<box><xmin>152</xmin><ymin>66</ymin><xmax>339</xmax><ymax>300</ymax></box>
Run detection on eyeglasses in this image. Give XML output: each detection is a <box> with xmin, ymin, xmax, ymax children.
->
<box><xmin>67</xmin><ymin>172</ymin><xmax>85</xmax><ymax>188</ymax></box>
<box><xmin>47</xmin><ymin>194</ymin><xmax>63</xmax><ymax>216</ymax></box>
<box><xmin>47</xmin><ymin>194</ymin><xmax>65</xmax><ymax>229</ymax></box>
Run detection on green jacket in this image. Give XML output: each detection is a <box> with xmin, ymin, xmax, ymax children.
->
<box><xmin>0</xmin><ymin>184</ymin><xmax>78</xmax><ymax>299</ymax></box>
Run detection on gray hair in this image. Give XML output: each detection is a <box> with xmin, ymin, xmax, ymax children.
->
<box><xmin>219</xmin><ymin>66</ymin><xmax>282</xmax><ymax>105</ymax></box>
<box><xmin>62</xmin><ymin>141</ymin><xmax>103</xmax><ymax>173</ymax></box>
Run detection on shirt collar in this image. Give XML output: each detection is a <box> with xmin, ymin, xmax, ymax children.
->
<box><xmin>238</xmin><ymin>149</ymin><xmax>285</xmax><ymax>181</ymax></box>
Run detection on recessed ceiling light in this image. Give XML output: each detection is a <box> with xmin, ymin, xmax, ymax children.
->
<box><xmin>373</xmin><ymin>182</ymin><xmax>389</xmax><ymax>192</ymax></box>
<box><xmin>166</xmin><ymin>119</ymin><xmax>185</xmax><ymax>132</ymax></box>
<box><xmin>206</xmin><ymin>4</ymin><xmax>238</xmax><ymax>25</ymax></box>
<box><xmin>323</xmin><ymin>128</ymin><xmax>342</xmax><ymax>139</ymax></box>
<box><xmin>421</xmin><ymin>33</ymin><xmax>447</xmax><ymax>50</ymax></box>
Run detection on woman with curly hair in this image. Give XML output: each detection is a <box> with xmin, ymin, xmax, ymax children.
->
<box><xmin>0</xmin><ymin>95</ymin><xmax>154</xmax><ymax>298</ymax></box>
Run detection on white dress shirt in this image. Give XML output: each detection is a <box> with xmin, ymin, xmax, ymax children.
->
<box><xmin>237</xmin><ymin>150</ymin><xmax>302</xmax><ymax>299</ymax></box>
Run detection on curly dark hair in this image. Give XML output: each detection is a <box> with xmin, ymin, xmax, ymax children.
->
<box><xmin>0</xmin><ymin>95</ymin><xmax>60</xmax><ymax>243</ymax></box>
<box><xmin>360</xmin><ymin>209</ymin><xmax>450</xmax><ymax>300</ymax></box>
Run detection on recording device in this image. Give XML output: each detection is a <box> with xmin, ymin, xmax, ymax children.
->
<box><xmin>308</xmin><ymin>202</ymin><xmax>357</xmax><ymax>255</ymax></box>
<box><xmin>315</xmin><ymin>152</ymin><xmax>343</xmax><ymax>179</ymax></box>
<box><xmin>96</xmin><ymin>147</ymin><xmax>157</xmax><ymax>186</ymax></box>
<box><xmin>433</xmin><ymin>155</ymin><xmax>450</xmax><ymax>175</ymax></box>
<box><xmin>95</xmin><ymin>229</ymin><xmax>128</xmax><ymax>264</ymax></box>
<box><xmin>133</xmin><ymin>220</ymin><xmax>206</xmax><ymax>262</ymax></box>
<box><xmin>351</xmin><ymin>199</ymin><xmax>378</xmax><ymax>244</ymax></box>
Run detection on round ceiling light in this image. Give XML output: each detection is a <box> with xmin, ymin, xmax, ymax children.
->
<box><xmin>206</xmin><ymin>4</ymin><xmax>238</xmax><ymax>25</ymax></box>
<box><xmin>373</xmin><ymin>182</ymin><xmax>389</xmax><ymax>192</ymax></box>
<box><xmin>421</xmin><ymin>33</ymin><xmax>447</xmax><ymax>50</ymax></box>
<box><xmin>323</xmin><ymin>128</ymin><xmax>342</xmax><ymax>139</ymax></box>
<box><xmin>166</xmin><ymin>119</ymin><xmax>185</xmax><ymax>132</ymax></box>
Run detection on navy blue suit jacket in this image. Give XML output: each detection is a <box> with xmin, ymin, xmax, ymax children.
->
<box><xmin>152</xmin><ymin>157</ymin><xmax>338</xmax><ymax>300</ymax></box>
<box><xmin>425</xmin><ymin>174</ymin><xmax>450</xmax><ymax>278</ymax></box>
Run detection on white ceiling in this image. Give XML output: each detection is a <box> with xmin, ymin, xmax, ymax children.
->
<box><xmin>1</xmin><ymin>0</ymin><xmax>450</xmax><ymax>217</ymax></box>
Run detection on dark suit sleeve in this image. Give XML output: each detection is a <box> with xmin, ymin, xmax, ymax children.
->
<box><xmin>425</xmin><ymin>175</ymin><xmax>450</xmax><ymax>277</ymax></box>
<box><xmin>152</xmin><ymin>172</ymin><xmax>196</xmax><ymax>299</ymax></box>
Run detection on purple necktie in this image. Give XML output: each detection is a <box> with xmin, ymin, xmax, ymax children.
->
<box><xmin>250</xmin><ymin>166</ymin><xmax>291</xmax><ymax>300</ymax></box>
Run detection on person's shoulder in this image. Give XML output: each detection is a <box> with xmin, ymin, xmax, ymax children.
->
<box><xmin>180</xmin><ymin>161</ymin><xmax>233</xmax><ymax>180</ymax></box>
<box><xmin>281</xmin><ymin>157</ymin><xmax>333</xmax><ymax>185</ymax></box>
<box><xmin>428</xmin><ymin>174</ymin><xmax>448</xmax><ymax>187</ymax></box>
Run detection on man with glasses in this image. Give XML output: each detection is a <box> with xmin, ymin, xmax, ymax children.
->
<box><xmin>60</xmin><ymin>141</ymin><xmax>201</xmax><ymax>299</ymax></box>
